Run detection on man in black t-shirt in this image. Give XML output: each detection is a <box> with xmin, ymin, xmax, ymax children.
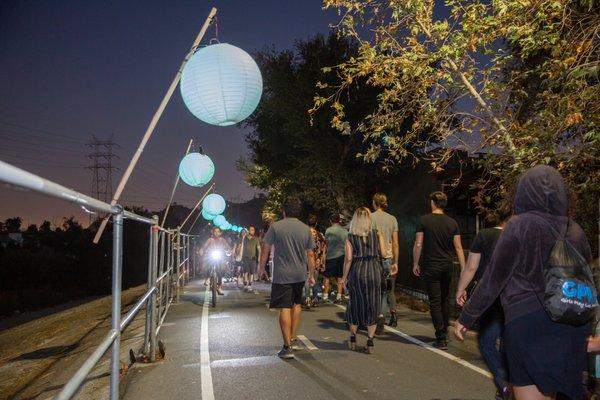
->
<box><xmin>412</xmin><ymin>191</ymin><xmax>466</xmax><ymax>349</ymax></box>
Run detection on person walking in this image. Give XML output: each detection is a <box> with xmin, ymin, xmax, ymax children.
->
<box><xmin>240</xmin><ymin>226</ymin><xmax>261</xmax><ymax>292</ymax></box>
<box><xmin>455</xmin><ymin>212</ymin><xmax>510</xmax><ymax>400</ymax></box>
<box><xmin>342</xmin><ymin>207</ymin><xmax>387</xmax><ymax>354</ymax></box>
<box><xmin>455</xmin><ymin>166</ymin><xmax>594</xmax><ymax>400</ymax></box>
<box><xmin>258</xmin><ymin>198</ymin><xmax>316</xmax><ymax>359</ymax></box>
<box><xmin>413</xmin><ymin>191</ymin><xmax>466</xmax><ymax>349</ymax></box>
<box><xmin>323</xmin><ymin>213</ymin><xmax>348</xmax><ymax>303</ymax></box>
<box><xmin>371</xmin><ymin>193</ymin><xmax>400</xmax><ymax>332</ymax></box>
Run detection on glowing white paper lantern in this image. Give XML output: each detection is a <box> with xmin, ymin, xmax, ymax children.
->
<box><xmin>178</xmin><ymin>153</ymin><xmax>215</xmax><ymax>187</ymax></box>
<box><xmin>203</xmin><ymin>193</ymin><xmax>226</xmax><ymax>216</ymax></box>
<box><xmin>213</xmin><ymin>215</ymin><xmax>226</xmax><ymax>227</ymax></box>
<box><xmin>202</xmin><ymin>209</ymin><xmax>216</xmax><ymax>221</ymax></box>
<box><xmin>180</xmin><ymin>43</ymin><xmax>263</xmax><ymax>126</ymax></box>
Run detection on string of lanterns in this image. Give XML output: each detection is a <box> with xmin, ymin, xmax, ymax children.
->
<box><xmin>175</xmin><ymin>37</ymin><xmax>262</xmax><ymax>235</ymax></box>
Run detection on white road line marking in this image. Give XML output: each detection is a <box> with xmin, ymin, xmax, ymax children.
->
<box><xmin>334</xmin><ymin>304</ymin><xmax>492</xmax><ymax>379</ymax></box>
<box><xmin>201</xmin><ymin>287</ymin><xmax>215</xmax><ymax>400</ymax></box>
<box><xmin>161</xmin><ymin>322</ymin><xmax>176</xmax><ymax>327</ymax></box>
<box><xmin>297</xmin><ymin>334</ymin><xmax>318</xmax><ymax>350</ymax></box>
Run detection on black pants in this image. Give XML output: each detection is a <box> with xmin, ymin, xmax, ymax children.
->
<box><xmin>423</xmin><ymin>265</ymin><xmax>452</xmax><ymax>340</ymax></box>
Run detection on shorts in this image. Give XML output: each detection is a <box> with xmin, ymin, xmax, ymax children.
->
<box><xmin>323</xmin><ymin>256</ymin><xmax>344</xmax><ymax>278</ymax></box>
<box><xmin>241</xmin><ymin>257</ymin><xmax>255</xmax><ymax>274</ymax></box>
<box><xmin>269</xmin><ymin>282</ymin><xmax>304</xmax><ymax>309</ymax></box>
<box><xmin>504</xmin><ymin>308</ymin><xmax>589</xmax><ymax>399</ymax></box>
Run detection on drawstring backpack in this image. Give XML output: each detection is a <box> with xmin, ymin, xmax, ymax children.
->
<box><xmin>537</xmin><ymin>219</ymin><xmax>598</xmax><ymax>325</ymax></box>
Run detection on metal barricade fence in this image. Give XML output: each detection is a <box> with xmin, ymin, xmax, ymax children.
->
<box><xmin>0</xmin><ymin>160</ymin><xmax>195</xmax><ymax>400</ymax></box>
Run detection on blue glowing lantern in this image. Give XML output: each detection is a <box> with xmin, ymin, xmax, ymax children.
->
<box><xmin>213</xmin><ymin>215</ymin><xmax>226</xmax><ymax>227</ymax></box>
<box><xmin>180</xmin><ymin>43</ymin><xmax>263</xmax><ymax>126</ymax></box>
<box><xmin>221</xmin><ymin>222</ymin><xmax>232</xmax><ymax>230</ymax></box>
<box><xmin>202</xmin><ymin>193</ymin><xmax>226</xmax><ymax>216</ymax></box>
<box><xmin>202</xmin><ymin>209</ymin><xmax>216</xmax><ymax>221</ymax></box>
<box><xmin>178</xmin><ymin>153</ymin><xmax>215</xmax><ymax>187</ymax></box>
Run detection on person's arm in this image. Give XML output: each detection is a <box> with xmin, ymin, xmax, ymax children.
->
<box><xmin>456</xmin><ymin>252</ymin><xmax>481</xmax><ymax>306</ymax></box>
<box><xmin>258</xmin><ymin>242</ymin><xmax>271</xmax><ymax>277</ymax></box>
<box><xmin>341</xmin><ymin>239</ymin><xmax>353</xmax><ymax>286</ymax></box>
<box><xmin>454</xmin><ymin>220</ymin><xmax>520</xmax><ymax>339</ymax></box>
<box><xmin>454</xmin><ymin>235</ymin><xmax>466</xmax><ymax>270</ymax></box>
<box><xmin>391</xmin><ymin>231</ymin><xmax>399</xmax><ymax>275</ymax></box>
<box><xmin>412</xmin><ymin>232</ymin><xmax>423</xmax><ymax>277</ymax></box>
<box><xmin>307</xmin><ymin>249</ymin><xmax>316</xmax><ymax>286</ymax></box>
<box><xmin>199</xmin><ymin>238</ymin><xmax>212</xmax><ymax>256</ymax></box>
<box><xmin>377</xmin><ymin>232</ymin><xmax>387</xmax><ymax>258</ymax></box>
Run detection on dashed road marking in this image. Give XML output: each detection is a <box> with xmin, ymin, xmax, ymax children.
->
<box><xmin>297</xmin><ymin>334</ymin><xmax>318</xmax><ymax>350</ymax></box>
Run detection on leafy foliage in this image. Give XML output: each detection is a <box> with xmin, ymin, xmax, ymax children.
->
<box><xmin>315</xmin><ymin>0</ymin><xmax>599</xmax><ymax>253</ymax></box>
<box><xmin>240</xmin><ymin>33</ymin><xmax>384</xmax><ymax>221</ymax></box>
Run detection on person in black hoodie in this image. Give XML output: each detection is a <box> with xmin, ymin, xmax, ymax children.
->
<box><xmin>454</xmin><ymin>165</ymin><xmax>593</xmax><ymax>400</ymax></box>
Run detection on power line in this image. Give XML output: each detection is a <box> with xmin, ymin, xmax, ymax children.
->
<box><xmin>86</xmin><ymin>136</ymin><xmax>118</xmax><ymax>206</ymax></box>
<box><xmin>0</xmin><ymin>120</ymin><xmax>86</xmax><ymax>142</ymax></box>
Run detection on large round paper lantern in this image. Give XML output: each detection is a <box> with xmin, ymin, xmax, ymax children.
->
<box><xmin>213</xmin><ymin>215</ymin><xmax>226</xmax><ymax>227</ymax></box>
<box><xmin>202</xmin><ymin>209</ymin><xmax>216</xmax><ymax>221</ymax></box>
<box><xmin>203</xmin><ymin>193</ymin><xmax>226</xmax><ymax>215</ymax></box>
<box><xmin>178</xmin><ymin>153</ymin><xmax>215</xmax><ymax>187</ymax></box>
<box><xmin>180</xmin><ymin>43</ymin><xmax>263</xmax><ymax>126</ymax></box>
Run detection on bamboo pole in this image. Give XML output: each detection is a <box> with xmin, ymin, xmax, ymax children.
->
<box><xmin>161</xmin><ymin>138</ymin><xmax>194</xmax><ymax>228</ymax></box>
<box><xmin>93</xmin><ymin>7</ymin><xmax>218</xmax><ymax>244</ymax></box>
<box><xmin>179</xmin><ymin>182</ymin><xmax>215</xmax><ymax>230</ymax></box>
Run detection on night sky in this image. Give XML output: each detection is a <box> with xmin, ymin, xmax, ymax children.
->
<box><xmin>0</xmin><ymin>1</ymin><xmax>337</xmax><ymax>227</ymax></box>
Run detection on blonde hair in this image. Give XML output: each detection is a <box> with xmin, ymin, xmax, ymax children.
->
<box><xmin>349</xmin><ymin>207</ymin><xmax>372</xmax><ymax>237</ymax></box>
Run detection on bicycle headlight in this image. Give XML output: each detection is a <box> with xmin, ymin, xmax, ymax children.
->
<box><xmin>210</xmin><ymin>249</ymin><xmax>223</xmax><ymax>261</ymax></box>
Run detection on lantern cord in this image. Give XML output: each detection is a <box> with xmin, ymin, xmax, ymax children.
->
<box><xmin>160</xmin><ymin>138</ymin><xmax>194</xmax><ymax>228</ymax></box>
<box><xmin>179</xmin><ymin>182</ymin><xmax>216</xmax><ymax>230</ymax></box>
<box><xmin>213</xmin><ymin>16</ymin><xmax>219</xmax><ymax>41</ymax></box>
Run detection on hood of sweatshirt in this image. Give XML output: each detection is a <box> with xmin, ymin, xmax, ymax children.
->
<box><xmin>514</xmin><ymin>165</ymin><xmax>568</xmax><ymax>217</ymax></box>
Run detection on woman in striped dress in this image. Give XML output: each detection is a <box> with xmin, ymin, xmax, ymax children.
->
<box><xmin>341</xmin><ymin>207</ymin><xmax>387</xmax><ymax>353</ymax></box>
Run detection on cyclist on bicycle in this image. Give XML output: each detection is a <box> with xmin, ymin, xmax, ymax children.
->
<box><xmin>200</xmin><ymin>227</ymin><xmax>230</xmax><ymax>295</ymax></box>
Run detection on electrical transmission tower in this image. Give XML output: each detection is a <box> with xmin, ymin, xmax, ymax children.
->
<box><xmin>86</xmin><ymin>136</ymin><xmax>119</xmax><ymax>206</ymax></box>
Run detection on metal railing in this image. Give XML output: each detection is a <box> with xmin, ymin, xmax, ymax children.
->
<box><xmin>0</xmin><ymin>160</ymin><xmax>195</xmax><ymax>399</ymax></box>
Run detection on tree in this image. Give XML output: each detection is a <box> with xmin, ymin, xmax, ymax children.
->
<box><xmin>240</xmin><ymin>33</ymin><xmax>384</xmax><ymax>220</ymax></box>
<box><xmin>315</xmin><ymin>0</ymin><xmax>599</xmax><ymax>252</ymax></box>
<box><xmin>4</xmin><ymin>217</ymin><xmax>22</xmax><ymax>233</ymax></box>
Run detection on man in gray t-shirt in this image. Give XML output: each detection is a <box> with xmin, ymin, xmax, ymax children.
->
<box><xmin>371</xmin><ymin>193</ymin><xmax>400</xmax><ymax>331</ymax></box>
<box><xmin>258</xmin><ymin>198</ymin><xmax>316</xmax><ymax>359</ymax></box>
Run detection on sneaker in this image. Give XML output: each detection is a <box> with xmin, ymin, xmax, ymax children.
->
<box><xmin>277</xmin><ymin>345</ymin><xmax>294</xmax><ymax>359</ymax></box>
<box><xmin>375</xmin><ymin>316</ymin><xmax>385</xmax><ymax>335</ymax></box>
<box><xmin>432</xmin><ymin>339</ymin><xmax>448</xmax><ymax>350</ymax></box>
<box><xmin>217</xmin><ymin>288</ymin><xmax>224</xmax><ymax>295</ymax></box>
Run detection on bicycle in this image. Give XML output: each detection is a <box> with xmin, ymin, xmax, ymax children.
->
<box><xmin>206</xmin><ymin>248</ymin><xmax>230</xmax><ymax>307</ymax></box>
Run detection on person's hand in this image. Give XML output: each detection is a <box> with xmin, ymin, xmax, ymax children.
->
<box><xmin>341</xmin><ymin>277</ymin><xmax>347</xmax><ymax>290</ymax></box>
<box><xmin>412</xmin><ymin>265</ymin><xmax>421</xmax><ymax>277</ymax></box>
<box><xmin>454</xmin><ymin>321</ymin><xmax>468</xmax><ymax>341</ymax></box>
<box><xmin>456</xmin><ymin>289</ymin><xmax>468</xmax><ymax>307</ymax></box>
<box><xmin>308</xmin><ymin>275</ymin><xmax>316</xmax><ymax>287</ymax></box>
<box><xmin>588</xmin><ymin>336</ymin><xmax>600</xmax><ymax>353</ymax></box>
<box><xmin>391</xmin><ymin>263</ymin><xmax>398</xmax><ymax>275</ymax></box>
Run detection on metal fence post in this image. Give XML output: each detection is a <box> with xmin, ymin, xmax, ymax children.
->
<box><xmin>110</xmin><ymin>209</ymin><xmax>124</xmax><ymax>400</ymax></box>
<box><xmin>149</xmin><ymin>216</ymin><xmax>159</xmax><ymax>362</ymax></box>
<box><xmin>143</xmin><ymin>221</ymin><xmax>154</xmax><ymax>355</ymax></box>
<box><xmin>176</xmin><ymin>227</ymin><xmax>181</xmax><ymax>302</ymax></box>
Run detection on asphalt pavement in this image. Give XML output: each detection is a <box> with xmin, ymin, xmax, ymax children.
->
<box><xmin>122</xmin><ymin>278</ymin><xmax>495</xmax><ymax>400</ymax></box>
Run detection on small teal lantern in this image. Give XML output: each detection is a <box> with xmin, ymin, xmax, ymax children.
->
<box><xmin>203</xmin><ymin>193</ymin><xmax>226</xmax><ymax>216</ymax></box>
<box><xmin>180</xmin><ymin>43</ymin><xmax>263</xmax><ymax>126</ymax></box>
<box><xmin>213</xmin><ymin>215</ymin><xmax>226</xmax><ymax>227</ymax></box>
<box><xmin>221</xmin><ymin>221</ymin><xmax>232</xmax><ymax>230</ymax></box>
<box><xmin>178</xmin><ymin>152</ymin><xmax>215</xmax><ymax>187</ymax></box>
<box><xmin>202</xmin><ymin>209</ymin><xmax>216</xmax><ymax>221</ymax></box>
